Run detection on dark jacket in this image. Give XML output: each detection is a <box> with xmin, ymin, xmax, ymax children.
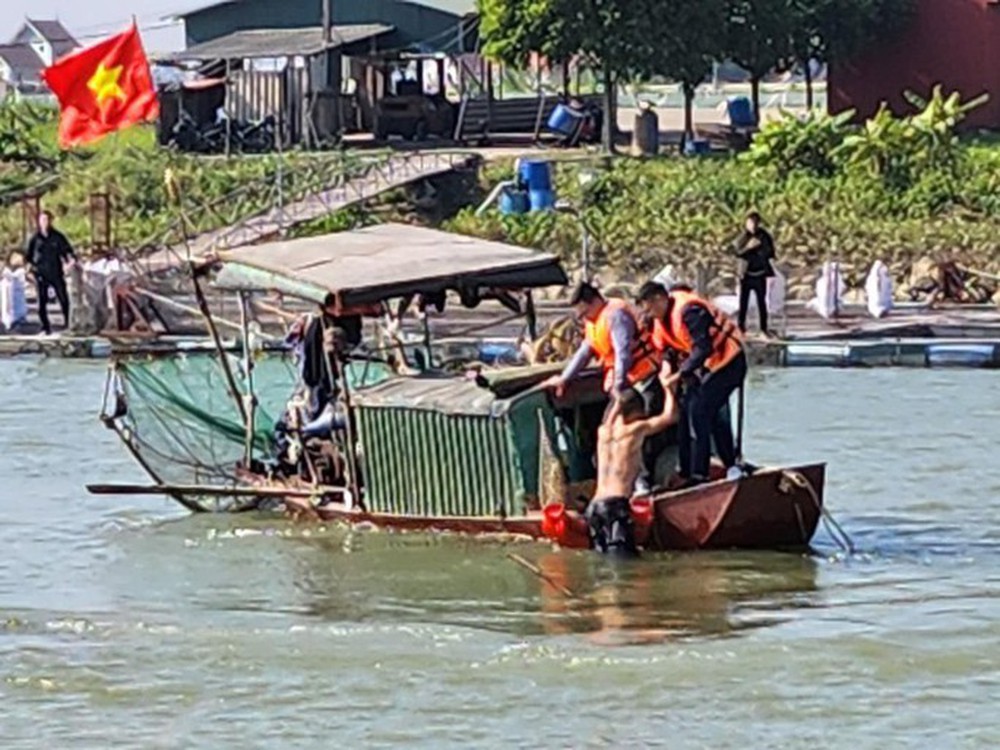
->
<box><xmin>27</xmin><ymin>229</ymin><xmax>76</xmax><ymax>282</ymax></box>
<box><xmin>301</xmin><ymin>313</ymin><xmax>363</xmax><ymax>417</ymax></box>
<box><xmin>735</xmin><ymin>228</ymin><xmax>775</xmax><ymax>279</ymax></box>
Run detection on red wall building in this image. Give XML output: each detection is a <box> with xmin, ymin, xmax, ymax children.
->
<box><xmin>829</xmin><ymin>0</ymin><xmax>1000</xmax><ymax>128</ymax></box>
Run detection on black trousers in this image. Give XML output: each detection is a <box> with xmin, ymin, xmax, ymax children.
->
<box><xmin>637</xmin><ymin>376</ymin><xmax>668</xmax><ymax>486</ymax></box>
<box><xmin>36</xmin><ymin>275</ymin><xmax>70</xmax><ymax>335</ymax></box>
<box><xmin>678</xmin><ymin>352</ymin><xmax>747</xmax><ymax>480</ymax></box>
<box><xmin>738</xmin><ymin>275</ymin><xmax>768</xmax><ymax>333</ymax></box>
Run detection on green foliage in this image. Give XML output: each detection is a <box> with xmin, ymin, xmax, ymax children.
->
<box><xmin>0</xmin><ymin>109</ymin><xmax>377</xmax><ymax>254</ymax></box>
<box><xmin>744</xmin><ymin>109</ymin><xmax>855</xmax><ymax>177</ymax></box>
<box><xmin>445</xmin><ymin>130</ymin><xmax>1000</xmax><ymax>294</ymax></box>
<box><xmin>745</xmin><ymin>87</ymin><xmax>988</xmax><ymax>204</ymax></box>
<box><xmin>837</xmin><ymin>86</ymin><xmax>987</xmax><ymax>191</ymax></box>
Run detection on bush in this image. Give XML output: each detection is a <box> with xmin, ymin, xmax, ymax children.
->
<box><xmin>743</xmin><ymin>109</ymin><xmax>854</xmax><ymax>178</ymax></box>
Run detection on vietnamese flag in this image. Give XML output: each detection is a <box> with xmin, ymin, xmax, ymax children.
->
<box><xmin>43</xmin><ymin>24</ymin><xmax>159</xmax><ymax>148</ymax></box>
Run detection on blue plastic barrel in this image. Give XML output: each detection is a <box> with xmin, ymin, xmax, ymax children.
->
<box><xmin>499</xmin><ymin>187</ymin><xmax>529</xmax><ymax>215</ymax></box>
<box><xmin>727</xmin><ymin>97</ymin><xmax>755</xmax><ymax>128</ymax></box>
<box><xmin>518</xmin><ymin>159</ymin><xmax>553</xmax><ymax>191</ymax></box>
<box><xmin>529</xmin><ymin>189</ymin><xmax>556</xmax><ymax>212</ymax></box>
<box><xmin>547</xmin><ymin>103</ymin><xmax>578</xmax><ymax>136</ymax></box>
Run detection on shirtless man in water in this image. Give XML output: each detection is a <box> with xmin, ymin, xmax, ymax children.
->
<box><xmin>589</xmin><ymin>367</ymin><xmax>679</xmax><ymax>556</ymax></box>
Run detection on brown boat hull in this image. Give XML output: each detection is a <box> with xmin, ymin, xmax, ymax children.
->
<box><xmin>282</xmin><ymin>463</ymin><xmax>826</xmax><ymax>552</ymax></box>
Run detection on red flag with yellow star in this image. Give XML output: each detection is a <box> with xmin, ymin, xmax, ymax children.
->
<box><xmin>42</xmin><ymin>24</ymin><xmax>159</xmax><ymax>148</ymax></box>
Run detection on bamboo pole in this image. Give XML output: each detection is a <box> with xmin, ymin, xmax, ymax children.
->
<box><xmin>87</xmin><ymin>483</ymin><xmax>345</xmax><ymax>499</ymax></box>
<box><xmin>104</xmin><ymin>422</ymin><xmax>208</xmax><ymax>513</ymax></box>
<box><xmin>191</xmin><ymin>268</ymin><xmax>248</xmax><ymax>427</ymax></box>
<box><xmin>166</xmin><ymin>168</ymin><xmax>249</xmax><ymax>428</ymax></box>
<box><xmin>239</xmin><ymin>291</ymin><xmax>257</xmax><ymax>467</ymax></box>
<box><xmin>133</xmin><ymin>285</ymin><xmax>247</xmax><ymax>335</ymax></box>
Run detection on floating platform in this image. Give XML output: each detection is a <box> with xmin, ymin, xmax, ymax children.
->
<box><xmin>4</xmin><ymin>332</ymin><xmax>1000</xmax><ymax>370</ymax></box>
<box><xmin>5</xmin><ymin>304</ymin><xmax>1000</xmax><ymax>370</ymax></box>
<box><xmin>746</xmin><ymin>338</ymin><xmax>1000</xmax><ymax>369</ymax></box>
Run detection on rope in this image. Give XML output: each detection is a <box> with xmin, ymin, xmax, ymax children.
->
<box><xmin>781</xmin><ymin>469</ymin><xmax>855</xmax><ymax>555</ymax></box>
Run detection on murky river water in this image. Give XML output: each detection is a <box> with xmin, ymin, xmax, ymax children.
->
<box><xmin>1</xmin><ymin>360</ymin><xmax>998</xmax><ymax>748</ymax></box>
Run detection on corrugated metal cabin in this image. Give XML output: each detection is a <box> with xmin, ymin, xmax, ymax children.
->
<box><xmin>350</xmin><ymin>369</ymin><xmax>606</xmax><ymax>516</ymax></box>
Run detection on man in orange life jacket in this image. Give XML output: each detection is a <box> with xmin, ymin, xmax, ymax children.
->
<box><xmin>638</xmin><ymin>281</ymin><xmax>747</xmax><ymax>486</ymax></box>
<box><xmin>541</xmin><ymin>282</ymin><xmax>665</xmax><ymax>494</ymax></box>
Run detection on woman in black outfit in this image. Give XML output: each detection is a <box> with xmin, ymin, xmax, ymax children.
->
<box><xmin>735</xmin><ymin>211</ymin><xmax>775</xmax><ymax>334</ymax></box>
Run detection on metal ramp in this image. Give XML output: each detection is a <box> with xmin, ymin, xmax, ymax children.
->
<box><xmin>133</xmin><ymin>150</ymin><xmax>479</xmax><ymax>275</ymax></box>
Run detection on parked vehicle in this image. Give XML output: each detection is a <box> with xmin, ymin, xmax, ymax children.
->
<box><xmin>375</xmin><ymin>82</ymin><xmax>455</xmax><ymax>141</ymax></box>
<box><xmin>168</xmin><ymin>112</ymin><xmax>278</xmax><ymax>154</ymax></box>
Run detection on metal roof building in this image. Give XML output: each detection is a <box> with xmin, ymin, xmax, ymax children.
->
<box><xmin>173</xmin><ymin>0</ymin><xmax>476</xmax><ymax>53</ymax></box>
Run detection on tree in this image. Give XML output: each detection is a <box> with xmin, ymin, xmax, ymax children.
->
<box><xmin>639</xmin><ymin>0</ymin><xmax>728</xmax><ymax>145</ymax></box>
<box><xmin>479</xmin><ymin>0</ymin><xmax>650</xmax><ymax>152</ymax></box>
<box><xmin>479</xmin><ymin>0</ymin><xmax>579</xmax><ymax>68</ymax></box>
<box><xmin>790</xmin><ymin>0</ymin><xmax>916</xmax><ymax>110</ymax></box>
<box><xmin>723</xmin><ymin>0</ymin><xmax>798</xmax><ymax>125</ymax></box>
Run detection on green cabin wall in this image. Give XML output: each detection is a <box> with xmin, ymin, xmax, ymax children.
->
<box><xmin>182</xmin><ymin>0</ymin><xmax>471</xmax><ymax>51</ymax></box>
<box><xmin>355</xmin><ymin>393</ymin><xmax>599</xmax><ymax>518</ymax></box>
<box><xmin>356</xmin><ymin>407</ymin><xmax>522</xmax><ymax>517</ymax></box>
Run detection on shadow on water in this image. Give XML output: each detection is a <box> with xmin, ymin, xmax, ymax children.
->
<box><xmin>106</xmin><ymin>489</ymin><xmax>996</xmax><ymax>650</ymax></box>
<box><xmin>267</xmin><ymin>527</ymin><xmax>822</xmax><ymax>645</ymax></box>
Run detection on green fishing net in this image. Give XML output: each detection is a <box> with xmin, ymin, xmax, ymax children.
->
<box><xmin>110</xmin><ymin>350</ymin><xmax>394</xmax><ymax>506</ymax></box>
<box><xmin>114</xmin><ymin>351</ymin><xmax>298</xmax><ymax>489</ymax></box>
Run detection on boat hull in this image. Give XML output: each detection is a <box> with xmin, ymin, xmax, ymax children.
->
<box><xmin>282</xmin><ymin>463</ymin><xmax>826</xmax><ymax>552</ymax></box>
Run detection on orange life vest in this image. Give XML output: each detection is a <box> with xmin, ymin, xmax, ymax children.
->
<box><xmin>655</xmin><ymin>291</ymin><xmax>742</xmax><ymax>372</ymax></box>
<box><xmin>583</xmin><ymin>299</ymin><xmax>661</xmax><ymax>391</ymax></box>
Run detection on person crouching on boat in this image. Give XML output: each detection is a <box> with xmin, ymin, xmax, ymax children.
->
<box><xmin>637</xmin><ymin>281</ymin><xmax>746</xmax><ymax>488</ymax></box>
<box><xmin>589</xmin><ymin>367</ymin><xmax>679</xmax><ymax>556</ymax></box>
<box><xmin>540</xmin><ymin>282</ymin><xmax>664</xmax><ymax>494</ymax></box>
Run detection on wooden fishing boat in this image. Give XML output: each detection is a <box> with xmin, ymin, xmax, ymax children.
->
<box><xmin>264</xmin><ymin>464</ymin><xmax>826</xmax><ymax>552</ymax></box>
<box><xmin>91</xmin><ymin>224</ymin><xmax>826</xmax><ymax>552</ymax></box>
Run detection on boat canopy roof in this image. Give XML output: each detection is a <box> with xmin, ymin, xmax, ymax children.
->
<box><xmin>212</xmin><ymin>224</ymin><xmax>568</xmax><ymax>306</ymax></box>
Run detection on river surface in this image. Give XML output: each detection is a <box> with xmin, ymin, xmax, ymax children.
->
<box><xmin>0</xmin><ymin>360</ymin><xmax>998</xmax><ymax>748</ymax></box>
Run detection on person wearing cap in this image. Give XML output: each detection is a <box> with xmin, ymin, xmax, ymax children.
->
<box><xmin>734</xmin><ymin>211</ymin><xmax>776</xmax><ymax>335</ymax></box>
<box><xmin>638</xmin><ymin>281</ymin><xmax>746</xmax><ymax>487</ymax></box>
<box><xmin>541</xmin><ymin>282</ymin><xmax>664</xmax><ymax>493</ymax></box>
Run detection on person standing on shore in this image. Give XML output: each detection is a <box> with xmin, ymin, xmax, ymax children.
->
<box><xmin>734</xmin><ymin>211</ymin><xmax>775</xmax><ymax>335</ymax></box>
<box><xmin>26</xmin><ymin>211</ymin><xmax>77</xmax><ymax>336</ymax></box>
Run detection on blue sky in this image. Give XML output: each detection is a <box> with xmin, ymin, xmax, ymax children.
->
<box><xmin>0</xmin><ymin>0</ymin><xmax>190</xmax><ymax>52</ymax></box>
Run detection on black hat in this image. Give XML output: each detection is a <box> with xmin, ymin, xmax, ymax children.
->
<box><xmin>569</xmin><ymin>281</ymin><xmax>603</xmax><ymax>306</ymax></box>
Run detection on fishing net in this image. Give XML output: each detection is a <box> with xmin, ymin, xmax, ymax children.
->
<box><xmin>106</xmin><ymin>349</ymin><xmax>395</xmax><ymax>510</ymax></box>
<box><xmin>111</xmin><ymin>351</ymin><xmax>298</xmax><ymax>490</ymax></box>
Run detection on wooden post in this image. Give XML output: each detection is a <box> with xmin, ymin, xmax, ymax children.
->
<box><xmin>224</xmin><ymin>58</ymin><xmax>232</xmax><ymax>157</ymax></box>
<box><xmin>322</xmin><ymin>0</ymin><xmax>332</xmax><ymax>47</ymax></box>
<box><xmin>525</xmin><ymin>291</ymin><xmax>537</xmax><ymax>341</ymax></box>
